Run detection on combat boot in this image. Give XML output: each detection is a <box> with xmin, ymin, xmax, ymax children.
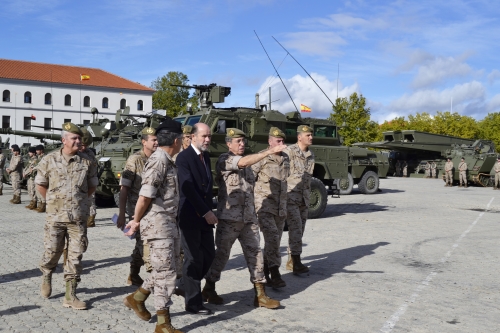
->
<box><xmin>253</xmin><ymin>283</ymin><xmax>280</xmax><ymax>309</ymax></box>
<box><xmin>202</xmin><ymin>279</ymin><xmax>223</xmax><ymax>304</ymax></box>
<box><xmin>36</xmin><ymin>202</ymin><xmax>46</xmax><ymax>213</ymax></box>
<box><xmin>87</xmin><ymin>215</ymin><xmax>96</xmax><ymax>228</ymax></box>
<box><xmin>263</xmin><ymin>262</ymin><xmax>272</xmax><ymax>285</ymax></box>
<box><xmin>40</xmin><ymin>273</ymin><xmax>52</xmax><ymax>299</ymax></box>
<box><xmin>25</xmin><ymin>200</ymin><xmax>36</xmax><ymax>209</ymax></box>
<box><xmin>63</xmin><ymin>279</ymin><xmax>87</xmax><ymax>310</ymax></box>
<box><xmin>269</xmin><ymin>266</ymin><xmax>286</xmax><ymax>288</ymax></box>
<box><xmin>126</xmin><ymin>265</ymin><xmax>144</xmax><ymax>287</ymax></box>
<box><xmin>123</xmin><ymin>287</ymin><xmax>151</xmax><ymax>321</ymax></box>
<box><xmin>155</xmin><ymin>308</ymin><xmax>183</xmax><ymax>333</ymax></box>
<box><xmin>12</xmin><ymin>195</ymin><xmax>21</xmax><ymax>204</ymax></box>
<box><xmin>30</xmin><ymin>200</ymin><xmax>38</xmax><ymax>210</ymax></box>
<box><xmin>291</xmin><ymin>255</ymin><xmax>309</xmax><ymax>274</ymax></box>
<box><xmin>286</xmin><ymin>254</ymin><xmax>293</xmax><ymax>271</ymax></box>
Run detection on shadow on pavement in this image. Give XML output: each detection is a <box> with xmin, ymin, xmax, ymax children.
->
<box><xmin>0</xmin><ymin>305</ymin><xmax>41</xmax><ymax>316</ymax></box>
<box><xmin>322</xmin><ymin>203</ymin><xmax>391</xmax><ymax>218</ymax></box>
<box><xmin>177</xmin><ymin>242</ymin><xmax>389</xmax><ymax>331</ymax></box>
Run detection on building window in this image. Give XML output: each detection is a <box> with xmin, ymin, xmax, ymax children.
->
<box><xmin>64</xmin><ymin>118</ymin><xmax>71</xmax><ymax>123</ymax></box>
<box><xmin>137</xmin><ymin>100</ymin><xmax>143</xmax><ymax>111</ymax></box>
<box><xmin>83</xmin><ymin>96</ymin><xmax>90</xmax><ymax>107</ymax></box>
<box><xmin>65</xmin><ymin>94</ymin><xmax>72</xmax><ymax>106</ymax></box>
<box><xmin>102</xmin><ymin>97</ymin><xmax>109</xmax><ymax>108</ymax></box>
<box><xmin>24</xmin><ymin>91</ymin><xmax>32</xmax><ymax>104</ymax></box>
<box><xmin>44</xmin><ymin>118</ymin><xmax>52</xmax><ymax>131</ymax></box>
<box><xmin>24</xmin><ymin>117</ymin><xmax>32</xmax><ymax>130</ymax></box>
<box><xmin>83</xmin><ymin>120</ymin><xmax>90</xmax><ymax>125</ymax></box>
<box><xmin>45</xmin><ymin>93</ymin><xmax>52</xmax><ymax>105</ymax></box>
<box><xmin>2</xmin><ymin>90</ymin><xmax>10</xmax><ymax>102</ymax></box>
<box><xmin>2</xmin><ymin>116</ymin><xmax>10</xmax><ymax>128</ymax></box>
<box><xmin>120</xmin><ymin>98</ymin><xmax>126</xmax><ymax>109</ymax></box>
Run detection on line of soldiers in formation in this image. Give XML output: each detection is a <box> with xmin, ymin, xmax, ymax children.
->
<box><xmin>1</xmin><ymin>119</ymin><xmax>315</xmax><ymax>333</ymax></box>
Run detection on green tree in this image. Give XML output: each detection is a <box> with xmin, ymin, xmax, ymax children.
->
<box><xmin>406</xmin><ymin>112</ymin><xmax>434</xmax><ymax>132</ymax></box>
<box><xmin>431</xmin><ymin>111</ymin><xmax>479</xmax><ymax>139</ymax></box>
<box><xmin>151</xmin><ymin>71</ymin><xmax>198</xmax><ymax>117</ymax></box>
<box><xmin>329</xmin><ymin>92</ymin><xmax>379</xmax><ymax>146</ymax></box>
<box><xmin>478</xmin><ymin>112</ymin><xmax>500</xmax><ymax>152</ymax></box>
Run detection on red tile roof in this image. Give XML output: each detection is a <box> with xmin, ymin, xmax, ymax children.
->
<box><xmin>0</xmin><ymin>59</ymin><xmax>154</xmax><ymax>92</ymax></box>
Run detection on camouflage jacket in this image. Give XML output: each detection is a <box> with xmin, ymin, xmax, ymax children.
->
<box><xmin>216</xmin><ymin>152</ymin><xmax>257</xmax><ymax>223</ymax></box>
<box><xmin>251</xmin><ymin>149</ymin><xmax>290</xmax><ymax>217</ymax></box>
<box><xmin>445</xmin><ymin>161</ymin><xmax>454</xmax><ymax>172</ymax></box>
<box><xmin>495</xmin><ymin>162</ymin><xmax>500</xmax><ymax>173</ymax></box>
<box><xmin>139</xmin><ymin>148</ymin><xmax>180</xmax><ymax>240</ymax></box>
<box><xmin>23</xmin><ymin>155</ymin><xmax>38</xmax><ymax>179</ymax></box>
<box><xmin>35</xmin><ymin>149</ymin><xmax>98</xmax><ymax>223</ymax></box>
<box><xmin>458</xmin><ymin>162</ymin><xmax>467</xmax><ymax>171</ymax></box>
<box><xmin>120</xmin><ymin>149</ymin><xmax>148</xmax><ymax>216</ymax></box>
<box><xmin>8</xmin><ymin>154</ymin><xmax>23</xmax><ymax>175</ymax></box>
<box><xmin>430</xmin><ymin>162</ymin><xmax>437</xmax><ymax>170</ymax></box>
<box><xmin>0</xmin><ymin>153</ymin><xmax>5</xmax><ymax>169</ymax></box>
<box><xmin>425</xmin><ymin>163</ymin><xmax>430</xmax><ymax>170</ymax></box>
<box><xmin>285</xmin><ymin>143</ymin><xmax>315</xmax><ymax>206</ymax></box>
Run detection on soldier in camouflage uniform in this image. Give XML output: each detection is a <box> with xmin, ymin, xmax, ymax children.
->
<box><xmin>424</xmin><ymin>161</ymin><xmax>431</xmax><ymax>178</ymax></box>
<box><xmin>35</xmin><ymin>145</ymin><xmax>46</xmax><ymax>212</ymax></box>
<box><xmin>123</xmin><ymin>119</ymin><xmax>183</xmax><ymax>333</ymax></box>
<box><xmin>430</xmin><ymin>161</ymin><xmax>437</xmax><ymax>178</ymax></box>
<box><xmin>117</xmin><ymin>127</ymin><xmax>157</xmax><ymax>287</ymax></box>
<box><xmin>285</xmin><ymin>125</ymin><xmax>314</xmax><ymax>274</ymax></box>
<box><xmin>23</xmin><ymin>146</ymin><xmax>38</xmax><ymax>209</ymax></box>
<box><xmin>0</xmin><ymin>146</ymin><xmax>5</xmax><ymax>195</ymax></box>
<box><xmin>402</xmin><ymin>160</ymin><xmax>408</xmax><ymax>178</ymax></box>
<box><xmin>493</xmin><ymin>157</ymin><xmax>500</xmax><ymax>190</ymax></box>
<box><xmin>444</xmin><ymin>158</ymin><xmax>454</xmax><ymax>187</ymax></box>
<box><xmin>458</xmin><ymin>157</ymin><xmax>468</xmax><ymax>188</ymax></box>
<box><xmin>36</xmin><ymin>123</ymin><xmax>98</xmax><ymax>310</ymax></box>
<box><xmin>79</xmin><ymin>128</ymin><xmax>99</xmax><ymax>227</ymax></box>
<box><xmin>172</xmin><ymin>125</ymin><xmax>192</xmax><ymax>162</ymax></box>
<box><xmin>251</xmin><ymin>127</ymin><xmax>289</xmax><ymax>288</ymax></box>
<box><xmin>203</xmin><ymin>128</ymin><xmax>284</xmax><ymax>310</ymax></box>
<box><xmin>6</xmin><ymin>144</ymin><xmax>23</xmax><ymax>204</ymax></box>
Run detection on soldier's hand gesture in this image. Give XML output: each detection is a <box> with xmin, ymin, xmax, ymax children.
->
<box><xmin>269</xmin><ymin>144</ymin><xmax>287</xmax><ymax>154</ymax></box>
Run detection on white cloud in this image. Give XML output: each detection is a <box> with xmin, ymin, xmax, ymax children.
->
<box><xmin>282</xmin><ymin>32</ymin><xmax>346</xmax><ymax>58</ymax></box>
<box><xmin>411</xmin><ymin>55</ymin><xmax>472</xmax><ymax>88</ymax></box>
<box><xmin>486</xmin><ymin>94</ymin><xmax>500</xmax><ymax>111</ymax></box>
<box><xmin>487</xmin><ymin>69</ymin><xmax>500</xmax><ymax>85</ymax></box>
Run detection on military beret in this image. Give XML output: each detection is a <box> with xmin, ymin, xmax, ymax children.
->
<box><xmin>11</xmin><ymin>144</ymin><xmax>20</xmax><ymax>152</ymax></box>
<box><xmin>35</xmin><ymin>145</ymin><xmax>44</xmax><ymax>151</ymax></box>
<box><xmin>182</xmin><ymin>125</ymin><xmax>193</xmax><ymax>135</ymax></box>
<box><xmin>62</xmin><ymin>122</ymin><xmax>83</xmax><ymax>136</ymax></box>
<box><xmin>141</xmin><ymin>127</ymin><xmax>156</xmax><ymax>135</ymax></box>
<box><xmin>29</xmin><ymin>146</ymin><xmax>37</xmax><ymax>153</ymax></box>
<box><xmin>226</xmin><ymin>128</ymin><xmax>246</xmax><ymax>138</ymax></box>
<box><xmin>155</xmin><ymin>118</ymin><xmax>182</xmax><ymax>135</ymax></box>
<box><xmin>297</xmin><ymin>125</ymin><xmax>313</xmax><ymax>133</ymax></box>
<box><xmin>269</xmin><ymin>127</ymin><xmax>286</xmax><ymax>139</ymax></box>
<box><xmin>81</xmin><ymin>128</ymin><xmax>93</xmax><ymax>146</ymax></box>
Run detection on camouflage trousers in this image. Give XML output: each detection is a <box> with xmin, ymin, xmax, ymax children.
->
<box><xmin>445</xmin><ymin>171</ymin><xmax>453</xmax><ymax>184</ymax></box>
<box><xmin>36</xmin><ymin>186</ymin><xmax>45</xmax><ymax>204</ymax></box>
<box><xmin>205</xmin><ymin>219</ymin><xmax>266</xmax><ymax>284</ymax></box>
<box><xmin>402</xmin><ymin>167</ymin><xmax>407</xmax><ymax>177</ymax></box>
<box><xmin>0</xmin><ymin>178</ymin><xmax>2</xmax><ymax>190</ymax></box>
<box><xmin>258</xmin><ymin>212</ymin><xmax>286</xmax><ymax>268</ymax></box>
<box><xmin>141</xmin><ymin>238</ymin><xmax>181</xmax><ymax>310</ymax></box>
<box><xmin>495</xmin><ymin>173</ymin><xmax>500</xmax><ymax>187</ymax></box>
<box><xmin>10</xmin><ymin>172</ymin><xmax>21</xmax><ymax>196</ymax></box>
<box><xmin>287</xmin><ymin>202</ymin><xmax>308</xmax><ymax>256</ymax></box>
<box><xmin>131</xmin><ymin>232</ymin><xmax>147</xmax><ymax>269</ymax></box>
<box><xmin>431</xmin><ymin>169</ymin><xmax>437</xmax><ymax>178</ymax></box>
<box><xmin>27</xmin><ymin>177</ymin><xmax>36</xmax><ymax>200</ymax></box>
<box><xmin>40</xmin><ymin>221</ymin><xmax>88</xmax><ymax>281</ymax></box>
<box><xmin>425</xmin><ymin>169</ymin><xmax>430</xmax><ymax>178</ymax></box>
<box><xmin>88</xmin><ymin>193</ymin><xmax>96</xmax><ymax>216</ymax></box>
<box><xmin>459</xmin><ymin>171</ymin><xmax>467</xmax><ymax>185</ymax></box>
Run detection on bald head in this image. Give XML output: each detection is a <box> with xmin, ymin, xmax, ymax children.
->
<box><xmin>192</xmin><ymin>123</ymin><xmax>211</xmax><ymax>152</ymax></box>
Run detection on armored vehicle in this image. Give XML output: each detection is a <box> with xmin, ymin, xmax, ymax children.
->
<box><xmin>173</xmin><ymin>84</ymin><xmax>388</xmax><ymax>218</ymax></box>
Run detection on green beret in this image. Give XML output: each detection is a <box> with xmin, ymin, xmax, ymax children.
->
<box><xmin>81</xmin><ymin>128</ymin><xmax>93</xmax><ymax>146</ymax></box>
<box><xmin>297</xmin><ymin>125</ymin><xmax>313</xmax><ymax>133</ymax></box>
<box><xmin>269</xmin><ymin>127</ymin><xmax>286</xmax><ymax>139</ymax></box>
<box><xmin>226</xmin><ymin>128</ymin><xmax>246</xmax><ymax>138</ymax></box>
<box><xmin>62</xmin><ymin>122</ymin><xmax>83</xmax><ymax>136</ymax></box>
<box><xmin>182</xmin><ymin>125</ymin><xmax>193</xmax><ymax>135</ymax></box>
<box><xmin>141</xmin><ymin>127</ymin><xmax>156</xmax><ymax>135</ymax></box>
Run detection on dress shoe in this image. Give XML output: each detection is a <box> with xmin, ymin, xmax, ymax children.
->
<box><xmin>185</xmin><ymin>305</ymin><xmax>212</xmax><ymax>315</ymax></box>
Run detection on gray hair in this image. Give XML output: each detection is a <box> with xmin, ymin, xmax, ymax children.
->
<box><xmin>225</xmin><ymin>137</ymin><xmax>233</xmax><ymax>143</ymax></box>
<box><xmin>157</xmin><ymin>130</ymin><xmax>182</xmax><ymax>147</ymax></box>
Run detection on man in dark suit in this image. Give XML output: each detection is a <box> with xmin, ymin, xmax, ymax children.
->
<box><xmin>176</xmin><ymin>122</ymin><xmax>218</xmax><ymax>315</ymax></box>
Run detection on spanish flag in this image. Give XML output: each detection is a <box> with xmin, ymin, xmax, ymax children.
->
<box><xmin>81</xmin><ymin>74</ymin><xmax>90</xmax><ymax>81</ymax></box>
<box><xmin>300</xmin><ymin>104</ymin><xmax>311</xmax><ymax>112</ymax></box>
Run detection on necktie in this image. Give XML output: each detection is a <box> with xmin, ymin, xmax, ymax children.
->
<box><xmin>200</xmin><ymin>153</ymin><xmax>209</xmax><ymax>177</ymax></box>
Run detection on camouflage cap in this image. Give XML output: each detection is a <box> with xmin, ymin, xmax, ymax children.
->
<box><xmin>269</xmin><ymin>126</ymin><xmax>286</xmax><ymax>139</ymax></box>
<box><xmin>141</xmin><ymin>127</ymin><xmax>156</xmax><ymax>135</ymax></box>
<box><xmin>29</xmin><ymin>146</ymin><xmax>37</xmax><ymax>153</ymax></box>
<box><xmin>182</xmin><ymin>125</ymin><xmax>193</xmax><ymax>135</ymax></box>
<box><xmin>35</xmin><ymin>145</ymin><xmax>44</xmax><ymax>151</ymax></box>
<box><xmin>297</xmin><ymin>125</ymin><xmax>313</xmax><ymax>133</ymax></box>
<box><xmin>81</xmin><ymin>128</ymin><xmax>93</xmax><ymax>146</ymax></box>
<box><xmin>226</xmin><ymin>128</ymin><xmax>246</xmax><ymax>138</ymax></box>
<box><xmin>62</xmin><ymin>122</ymin><xmax>83</xmax><ymax>136</ymax></box>
<box><xmin>11</xmin><ymin>144</ymin><xmax>20</xmax><ymax>152</ymax></box>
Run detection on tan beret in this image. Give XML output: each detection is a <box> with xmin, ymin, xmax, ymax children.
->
<box><xmin>226</xmin><ymin>128</ymin><xmax>246</xmax><ymax>138</ymax></box>
<box><xmin>62</xmin><ymin>122</ymin><xmax>83</xmax><ymax>136</ymax></box>
<box><xmin>182</xmin><ymin>125</ymin><xmax>193</xmax><ymax>135</ymax></box>
<box><xmin>81</xmin><ymin>128</ymin><xmax>93</xmax><ymax>146</ymax></box>
<box><xmin>269</xmin><ymin>126</ymin><xmax>286</xmax><ymax>139</ymax></box>
<box><xmin>297</xmin><ymin>125</ymin><xmax>313</xmax><ymax>133</ymax></box>
<box><xmin>141</xmin><ymin>127</ymin><xmax>155</xmax><ymax>135</ymax></box>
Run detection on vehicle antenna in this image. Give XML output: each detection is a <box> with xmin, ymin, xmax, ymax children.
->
<box><xmin>254</xmin><ymin>30</ymin><xmax>299</xmax><ymax>113</ymax></box>
<box><xmin>273</xmin><ymin>36</ymin><xmax>335</xmax><ymax>106</ymax></box>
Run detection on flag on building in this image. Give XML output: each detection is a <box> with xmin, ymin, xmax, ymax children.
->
<box><xmin>300</xmin><ymin>104</ymin><xmax>311</xmax><ymax>112</ymax></box>
<box><xmin>80</xmin><ymin>74</ymin><xmax>90</xmax><ymax>80</ymax></box>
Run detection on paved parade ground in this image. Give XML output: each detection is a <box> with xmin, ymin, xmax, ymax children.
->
<box><xmin>0</xmin><ymin>177</ymin><xmax>499</xmax><ymax>333</ymax></box>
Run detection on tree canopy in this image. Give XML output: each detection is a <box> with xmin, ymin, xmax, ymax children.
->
<box><xmin>151</xmin><ymin>71</ymin><xmax>198</xmax><ymax>117</ymax></box>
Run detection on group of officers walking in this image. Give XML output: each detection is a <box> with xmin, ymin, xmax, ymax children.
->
<box><xmin>16</xmin><ymin>118</ymin><xmax>314</xmax><ymax>333</ymax></box>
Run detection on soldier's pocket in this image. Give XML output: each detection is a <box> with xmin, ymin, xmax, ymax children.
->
<box><xmin>75</xmin><ymin>165</ymin><xmax>89</xmax><ymax>192</ymax></box>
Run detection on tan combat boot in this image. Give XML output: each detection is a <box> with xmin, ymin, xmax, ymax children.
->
<box><xmin>253</xmin><ymin>283</ymin><xmax>280</xmax><ymax>309</ymax></box>
<box><xmin>37</xmin><ymin>202</ymin><xmax>46</xmax><ymax>213</ymax></box>
<box><xmin>87</xmin><ymin>215</ymin><xmax>96</xmax><ymax>228</ymax></box>
<box><xmin>12</xmin><ymin>195</ymin><xmax>21</xmax><ymax>204</ymax></box>
<box><xmin>202</xmin><ymin>279</ymin><xmax>223</xmax><ymax>305</ymax></box>
<box><xmin>269</xmin><ymin>266</ymin><xmax>286</xmax><ymax>288</ymax></box>
<box><xmin>155</xmin><ymin>308</ymin><xmax>183</xmax><ymax>333</ymax></box>
<box><xmin>291</xmin><ymin>255</ymin><xmax>309</xmax><ymax>274</ymax></box>
<box><xmin>123</xmin><ymin>287</ymin><xmax>151</xmax><ymax>321</ymax></box>
<box><xmin>31</xmin><ymin>200</ymin><xmax>38</xmax><ymax>210</ymax></box>
<box><xmin>25</xmin><ymin>200</ymin><xmax>35</xmax><ymax>209</ymax></box>
<box><xmin>63</xmin><ymin>279</ymin><xmax>87</xmax><ymax>310</ymax></box>
<box><xmin>126</xmin><ymin>265</ymin><xmax>144</xmax><ymax>287</ymax></box>
<box><xmin>40</xmin><ymin>273</ymin><xmax>52</xmax><ymax>299</ymax></box>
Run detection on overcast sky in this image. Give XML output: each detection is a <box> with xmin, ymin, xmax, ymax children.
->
<box><xmin>2</xmin><ymin>0</ymin><xmax>499</xmax><ymax>122</ymax></box>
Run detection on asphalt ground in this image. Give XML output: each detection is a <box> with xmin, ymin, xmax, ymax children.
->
<box><xmin>0</xmin><ymin>177</ymin><xmax>499</xmax><ymax>333</ymax></box>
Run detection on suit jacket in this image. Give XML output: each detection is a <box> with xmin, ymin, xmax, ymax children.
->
<box><xmin>177</xmin><ymin>145</ymin><xmax>214</xmax><ymax>230</ymax></box>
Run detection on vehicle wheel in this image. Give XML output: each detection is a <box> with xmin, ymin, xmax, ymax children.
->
<box><xmin>358</xmin><ymin>171</ymin><xmax>379</xmax><ymax>194</ymax></box>
<box><xmin>336</xmin><ymin>172</ymin><xmax>353</xmax><ymax>195</ymax></box>
<box><xmin>308</xmin><ymin>177</ymin><xmax>328</xmax><ymax>219</ymax></box>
